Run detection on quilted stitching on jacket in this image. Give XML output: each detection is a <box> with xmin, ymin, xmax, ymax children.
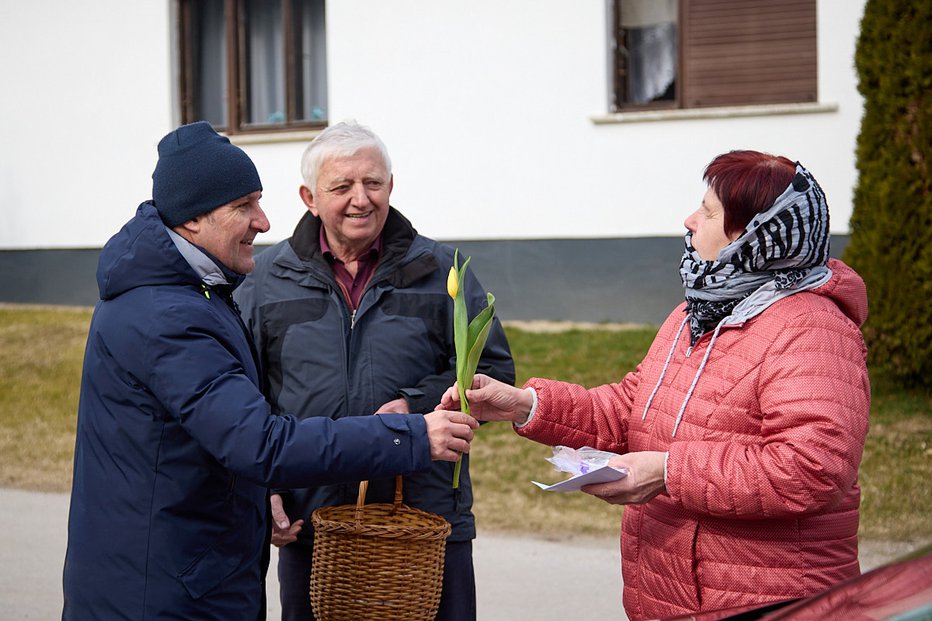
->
<box><xmin>519</xmin><ymin>260</ymin><xmax>869</xmax><ymax>620</ymax></box>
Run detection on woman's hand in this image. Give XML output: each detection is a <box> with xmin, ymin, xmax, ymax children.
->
<box><xmin>581</xmin><ymin>451</ymin><xmax>667</xmax><ymax>505</ymax></box>
<box><xmin>439</xmin><ymin>374</ymin><xmax>534</xmax><ymax>424</ymax></box>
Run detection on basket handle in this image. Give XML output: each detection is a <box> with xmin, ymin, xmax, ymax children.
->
<box><xmin>353</xmin><ymin>476</ymin><xmax>404</xmax><ymax>524</ymax></box>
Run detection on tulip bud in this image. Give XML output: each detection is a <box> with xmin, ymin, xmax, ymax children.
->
<box><xmin>447</xmin><ymin>266</ymin><xmax>458</xmax><ymax>299</ymax></box>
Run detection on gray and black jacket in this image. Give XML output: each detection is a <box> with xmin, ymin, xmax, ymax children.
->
<box><xmin>235</xmin><ymin>207</ymin><xmax>515</xmax><ymax>545</ymax></box>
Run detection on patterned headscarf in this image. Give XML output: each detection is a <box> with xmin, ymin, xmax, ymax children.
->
<box><xmin>679</xmin><ymin>163</ymin><xmax>832</xmax><ymax>343</ymax></box>
<box><xmin>641</xmin><ymin>163</ymin><xmax>834</xmax><ymax>437</ymax></box>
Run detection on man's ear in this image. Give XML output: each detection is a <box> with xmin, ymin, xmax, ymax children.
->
<box><xmin>299</xmin><ymin>185</ymin><xmax>318</xmax><ymax>216</ymax></box>
<box><xmin>175</xmin><ymin>216</ymin><xmax>201</xmax><ymax>236</ymax></box>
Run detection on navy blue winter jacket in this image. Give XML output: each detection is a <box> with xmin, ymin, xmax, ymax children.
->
<box><xmin>235</xmin><ymin>208</ymin><xmax>515</xmax><ymax>545</ymax></box>
<box><xmin>62</xmin><ymin>202</ymin><xmax>433</xmax><ymax>620</ymax></box>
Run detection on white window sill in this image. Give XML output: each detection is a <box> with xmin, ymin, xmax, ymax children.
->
<box><xmin>590</xmin><ymin>102</ymin><xmax>838</xmax><ymax>125</ymax></box>
<box><xmin>226</xmin><ymin>129</ymin><xmax>323</xmax><ymax>146</ymax></box>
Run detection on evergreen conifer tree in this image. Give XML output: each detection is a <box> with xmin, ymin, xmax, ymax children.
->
<box><xmin>844</xmin><ymin>0</ymin><xmax>932</xmax><ymax>388</ymax></box>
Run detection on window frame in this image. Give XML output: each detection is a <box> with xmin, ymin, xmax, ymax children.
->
<box><xmin>611</xmin><ymin>0</ymin><xmax>683</xmax><ymax>112</ymax></box>
<box><xmin>610</xmin><ymin>0</ymin><xmax>817</xmax><ymax>113</ymax></box>
<box><xmin>178</xmin><ymin>0</ymin><xmax>327</xmax><ymax>135</ymax></box>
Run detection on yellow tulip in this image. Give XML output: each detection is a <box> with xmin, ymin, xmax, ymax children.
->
<box><xmin>447</xmin><ymin>248</ymin><xmax>496</xmax><ymax>488</ymax></box>
<box><xmin>447</xmin><ymin>266</ymin><xmax>458</xmax><ymax>299</ymax></box>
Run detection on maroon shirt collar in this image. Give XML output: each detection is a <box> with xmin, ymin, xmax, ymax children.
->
<box><xmin>319</xmin><ymin>229</ymin><xmax>382</xmax><ymax>310</ymax></box>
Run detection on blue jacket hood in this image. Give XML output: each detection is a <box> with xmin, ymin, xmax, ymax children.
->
<box><xmin>97</xmin><ymin>201</ymin><xmax>201</xmax><ymax>300</ymax></box>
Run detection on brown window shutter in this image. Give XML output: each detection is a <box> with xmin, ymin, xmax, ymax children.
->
<box><xmin>682</xmin><ymin>0</ymin><xmax>817</xmax><ymax>108</ymax></box>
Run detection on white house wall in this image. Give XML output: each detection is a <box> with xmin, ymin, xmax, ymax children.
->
<box><xmin>0</xmin><ymin>0</ymin><xmax>174</xmax><ymax>249</ymax></box>
<box><xmin>1</xmin><ymin>0</ymin><xmax>865</xmax><ymax>250</ymax></box>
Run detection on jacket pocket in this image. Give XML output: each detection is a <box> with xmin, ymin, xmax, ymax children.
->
<box><xmin>177</xmin><ymin>523</ymin><xmax>249</xmax><ymax>600</ymax></box>
<box><xmin>691</xmin><ymin>521</ymin><xmax>703</xmax><ymax>610</ymax></box>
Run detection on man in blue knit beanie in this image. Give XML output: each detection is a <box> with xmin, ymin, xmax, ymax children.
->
<box><xmin>153</xmin><ymin>121</ymin><xmax>263</xmax><ymax>228</ymax></box>
<box><xmin>150</xmin><ymin>120</ymin><xmax>266</xmax><ymax>274</ymax></box>
<box><xmin>62</xmin><ymin>121</ymin><xmax>479</xmax><ymax>620</ymax></box>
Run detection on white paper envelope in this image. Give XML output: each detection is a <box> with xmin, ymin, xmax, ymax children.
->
<box><xmin>532</xmin><ymin>465</ymin><xmax>629</xmax><ymax>492</ymax></box>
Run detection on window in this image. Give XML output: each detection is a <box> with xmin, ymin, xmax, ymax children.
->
<box><xmin>612</xmin><ymin>0</ymin><xmax>817</xmax><ymax>111</ymax></box>
<box><xmin>179</xmin><ymin>0</ymin><xmax>327</xmax><ymax>133</ymax></box>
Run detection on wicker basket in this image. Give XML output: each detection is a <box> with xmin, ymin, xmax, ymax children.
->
<box><xmin>310</xmin><ymin>476</ymin><xmax>451</xmax><ymax>620</ymax></box>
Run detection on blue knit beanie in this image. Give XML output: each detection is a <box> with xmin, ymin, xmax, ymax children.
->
<box><xmin>152</xmin><ymin>121</ymin><xmax>263</xmax><ymax>227</ymax></box>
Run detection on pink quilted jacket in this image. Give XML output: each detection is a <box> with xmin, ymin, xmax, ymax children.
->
<box><xmin>520</xmin><ymin>259</ymin><xmax>870</xmax><ymax>620</ymax></box>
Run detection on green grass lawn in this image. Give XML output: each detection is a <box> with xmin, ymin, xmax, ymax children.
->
<box><xmin>0</xmin><ymin>305</ymin><xmax>929</xmax><ymax>542</ymax></box>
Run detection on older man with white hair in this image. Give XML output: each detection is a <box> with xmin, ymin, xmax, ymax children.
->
<box><xmin>236</xmin><ymin>120</ymin><xmax>515</xmax><ymax>620</ymax></box>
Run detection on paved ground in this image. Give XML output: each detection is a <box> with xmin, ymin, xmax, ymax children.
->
<box><xmin>1</xmin><ymin>487</ymin><xmax>918</xmax><ymax>620</ymax></box>
<box><xmin>1</xmin><ymin>487</ymin><xmax>625</xmax><ymax>620</ymax></box>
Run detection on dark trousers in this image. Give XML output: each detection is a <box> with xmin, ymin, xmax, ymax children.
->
<box><xmin>279</xmin><ymin>539</ymin><xmax>475</xmax><ymax>621</ymax></box>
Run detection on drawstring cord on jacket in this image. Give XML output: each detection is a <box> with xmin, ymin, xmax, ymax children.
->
<box><xmin>671</xmin><ymin>319</ymin><xmax>725</xmax><ymax>437</ymax></box>
<box><xmin>641</xmin><ymin>315</ymin><xmax>728</xmax><ymax>438</ymax></box>
<box><xmin>642</xmin><ymin>316</ymin><xmax>689</xmax><ymax>422</ymax></box>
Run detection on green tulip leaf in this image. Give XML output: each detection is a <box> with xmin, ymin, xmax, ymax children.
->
<box><xmin>464</xmin><ymin>315</ymin><xmax>494</xmax><ymax>387</ymax></box>
<box><xmin>449</xmin><ymin>251</ymin><xmax>496</xmax><ymax>489</ymax></box>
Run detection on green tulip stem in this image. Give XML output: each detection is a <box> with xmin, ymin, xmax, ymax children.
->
<box><xmin>452</xmin><ymin>397</ymin><xmax>470</xmax><ymax>489</ymax></box>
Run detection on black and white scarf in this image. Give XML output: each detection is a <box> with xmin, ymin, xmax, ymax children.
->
<box><xmin>643</xmin><ymin>163</ymin><xmax>833</xmax><ymax>437</ymax></box>
<box><xmin>679</xmin><ymin>163</ymin><xmax>832</xmax><ymax>343</ymax></box>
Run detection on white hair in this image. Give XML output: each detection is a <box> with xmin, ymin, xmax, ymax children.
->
<box><xmin>300</xmin><ymin>120</ymin><xmax>392</xmax><ymax>195</ymax></box>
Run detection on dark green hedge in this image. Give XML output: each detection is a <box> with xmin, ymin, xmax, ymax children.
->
<box><xmin>844</xmin><ymin>0</ymin><xmax>932</xmax><ymax>389</ymax></box>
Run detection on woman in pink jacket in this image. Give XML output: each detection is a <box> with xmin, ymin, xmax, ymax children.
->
<box><xmin>440</xmin><ymin>151</ymin><xmax>870</xmax><ymax>620</ymax></box>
